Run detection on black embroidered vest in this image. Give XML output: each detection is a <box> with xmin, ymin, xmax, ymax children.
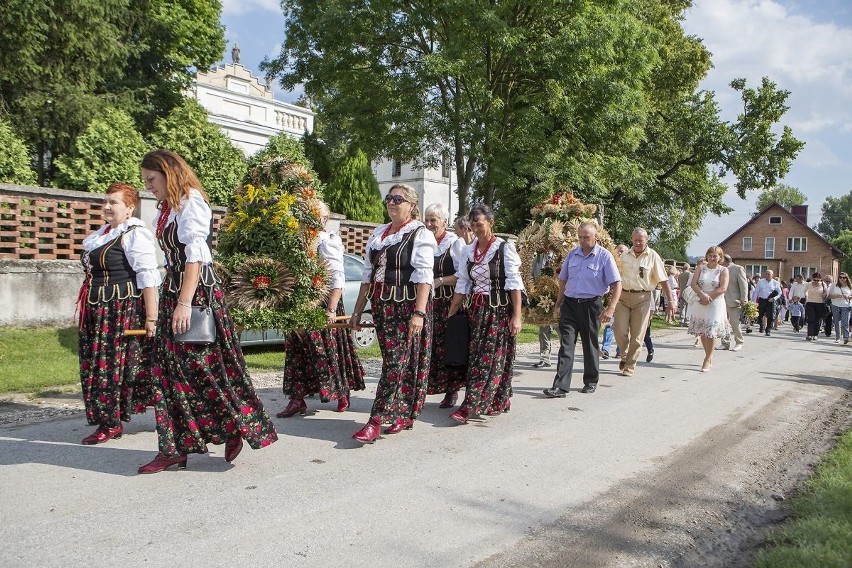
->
<box><xmin>84</xmin><ymin>227</ymin><xmax>139</xmax><ymax>303</ymax></box>
<box><xmin>369</xmin><ymin>226</ymin><xmax>422</xmax><ymax>302</ymax></box>
<box><xmin>433</xmin><ymin>244</ymin><xmax>456</xmax><ymax>299</ymax></box>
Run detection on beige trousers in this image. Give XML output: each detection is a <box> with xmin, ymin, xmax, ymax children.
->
<box><xmin>614</xmin><ymin>291</ymin><xmax>653</xmax><ymax>371</ymax></box>
<box><xmin>721</xmin><ymin>306</ymin><xmax>743</xmax><ymax>348</ymax></box>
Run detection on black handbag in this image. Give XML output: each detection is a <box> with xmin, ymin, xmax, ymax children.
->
<box><xmin>174</xmin><ymin>285</ymin><xmax>217</xmax><ymax>344</ymax></box>
<box><xmin>444</xmin><ymin>312</ymin><xmax>470</xmax><ymax>367</ymax></box>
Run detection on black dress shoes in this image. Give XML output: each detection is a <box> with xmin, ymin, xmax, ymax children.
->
<box><xmin>581</xmin><ymin>384</ymin><xmax>597</xmax><ymax>393</ymax></box>
<box><xmin>543</xmin><ymin>387</ymin><xmax>568</xmax><ymax>398</ymax></box>
<box><xmin>533</xmin><ymin>361</ymin><xmax>552</xmax><ymax>368</ymax></box>
<box><xmin>646</xmin><ymin>351</ymin><xmax>654</xmax><ymax>362</ymax></box>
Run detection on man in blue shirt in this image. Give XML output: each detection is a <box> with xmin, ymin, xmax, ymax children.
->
<box><xmin>544</xmin><ymin>222</ymin><xmax>622</xmax><ymax>397</ymax></box>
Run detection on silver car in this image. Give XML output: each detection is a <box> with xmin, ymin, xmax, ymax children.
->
<box><xmin>238</xmin><ymin>253</ymin><xmax>375</xmax><ymax>349</ymax></box>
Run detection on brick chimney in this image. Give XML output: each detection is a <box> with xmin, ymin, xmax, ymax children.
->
<box><xmin>791</xmin><ymin>204</ymin><xmax>808</xmax><ymax>225</ymax></box>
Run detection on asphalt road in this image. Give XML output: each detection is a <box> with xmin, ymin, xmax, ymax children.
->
<box><xmin>1</xmin><ymin>325</ymin><xmax>850</xmax><ymax>568</ymax></box>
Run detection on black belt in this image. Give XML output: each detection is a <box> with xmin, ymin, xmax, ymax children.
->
<box><xmin>623</xmin><ymin>289</ymin><xmax>651</xmax><ymax>293</ymax></box>
<box><xmin>566</xmin><ymin>296</ymin><xmax>600</xmax><ymax>303</ymax></box>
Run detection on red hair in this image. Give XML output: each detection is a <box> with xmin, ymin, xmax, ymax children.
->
<box><xmin>106</xmin><ymin>183</ymin><xmax>139</xmax><ymax>209</ymax></box>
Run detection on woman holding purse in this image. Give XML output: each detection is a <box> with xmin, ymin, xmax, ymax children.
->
<box><xmin>137</xmin><ymin>150</ymin><xmax>277</xmax><ymax>474</ymax></box>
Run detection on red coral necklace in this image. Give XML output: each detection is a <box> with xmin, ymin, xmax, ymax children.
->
<box><xmin>473</xmin><ymin>235</ymin><xmax>496</xmax><ymax>263</ymax></box>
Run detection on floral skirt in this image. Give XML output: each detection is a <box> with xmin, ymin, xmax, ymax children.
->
<box><xmin>78</xmin><ymin>296</ymin><xmax>152</xmax><ymax>428</ymax></box>
<box><xmin>426</xmin><ymin>296</ymin><xmax>467</xmax><ymax>395</ymax></box>
<box><xmin>151</xmin><ymin>275</ymin><xmax>278</xmax><ymax>456</ymax></box>
<box><xmin>462</xmin><ymin>299</ymin><xmax>516</xmax><ymax>415</ymax></box>
<box><xmin>282</xmin><ymin>304</ymin><xmax>365</xmax><ymax>400</ymax></box>
<box><xmin>370</xmin><ymin>296</ymin><xmax>433</xmax><ymax>426</ymax></box>
<box><xmin>688</xmin><ymin>296</ymin><xmax>732</xmax><ymax>339</ymax></box>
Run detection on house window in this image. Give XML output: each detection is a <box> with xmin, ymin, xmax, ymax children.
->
<box><xmin>768</xmin><ymin>216</ymin><xmax>782</xmax><ymax>225</ymax></box>
<box><xmin>745</xmin><ymin>264</ymin><xmax>769</xmax><ymax>278</ymax></box>
<box><xmin>765</xmin><ymin>237</ymin><xmax>775</xmax><ymax>258</ymax></box>
<box><xmin>441</xmin><ymin>156</ymin><xmax>451</xmax><ymax>179</ymax></box>
<box><xmin>792</xmin><ymin>266</ymin><xmax>817</xmax><ymax>279</ymax></box>
<box><xmin>392</xmin><ymin>160</ymin><xmax>402</xmax><ymax>177</ymax></box>
<box><xmin>742</xmin><ymin>237</ymin><xmax>752</xmax><ymax>252</ymax></box>
<box><xmin>786</xmin><ymin>237</ymin><xmax>807</xmax><ymax>252</ymax></box>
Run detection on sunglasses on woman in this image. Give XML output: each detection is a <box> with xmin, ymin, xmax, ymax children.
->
<box><xmin>384</xmin><ymin>194</ymin><xmax>408</xmax><ymax>205</ymax></box>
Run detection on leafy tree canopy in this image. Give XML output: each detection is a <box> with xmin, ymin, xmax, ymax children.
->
<box><xmin>754</xmin><ymin>183</ymin><xmax>807</xmax><ymax>212</ymax></box>
<box><xmin>54</xmin><ymin>108</ymin><xmax>147</xmax><ymax>192</ymax></box>
<box><xmin>0</xmin><ymin>0</ymin><xmax>225</xmax><ymax>185</ymax></box>
<box><xmin>150</xmin><ymin>99</ymin><xmax>246</xmax><ymax>206</ymax></box>
<box><xmin>831</xmin><ymin>230</ymin><xmax>852</xmax><ymax>275</ymax></box>
<box><xmin>325</xmin><ymin>147</ymin><xmax>385</xmax><ymax>223</ymax></box>
<box><xmin>816</xmin><ymin>190</ymin><xmax>852</xmax><ymax>240</ymax></box>
<box><xmin>264</xmin><ymin>0</ymin><xmax>803</xmax><ymax>251</ymax></box>
<box><xmin>0</xmin><ymin>118</ymin><xmax>36</xmax><ymax>185</ymax></box>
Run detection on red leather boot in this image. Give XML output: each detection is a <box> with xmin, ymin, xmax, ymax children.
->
<box><xmin>352</xmin><ymin>417</ymin><xmax>381</xmax><ymax>443</ymax></box>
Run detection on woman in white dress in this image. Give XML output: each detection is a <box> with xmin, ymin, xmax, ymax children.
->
<box><xmin>688</xmin><ymin>246</ymin><xmax>731</xmax><ymax>372</ymax></box>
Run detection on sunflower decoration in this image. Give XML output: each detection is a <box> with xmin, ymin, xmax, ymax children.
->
<box><xmin>215</xmin><ymin>153</ymin><xmax>329</xmax><ymax>333</ymax></box>
<box><xmin>518</xmin><ymin>192</ymin><xmax>616</xmax><ymax>325</ymax></box>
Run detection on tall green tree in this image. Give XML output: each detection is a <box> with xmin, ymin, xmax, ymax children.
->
<box><xmin>325</xmin><ymin>148</ymin><xmax>384</xmax><ymax>223</ymax></box>
<box><xmin>0</xmin><ymin>0</ymin><xmax>225</xmax><ymax>185</ymax></box>
<box><xmin>0</xmin><ymin>118</ymin><xmax>36</xmax><ymax>185</ymax></box>
<box><xmin>265</xmin><ymin>0</ymin><xmax>802</xmax><ymax>248</ymax></box>
<box><xmin>150</xmin><ymin>99</ymin><xmax>246</xmax><ymax>206</ymax></box>
<box><xmin>301</xmin><ymin>130</ymin><xmax>335</xmax><ymax>186</ymax></box>
<box><xmin>816</xmin><ymin>191</ymin><xmax>852</xmax><ymax>240</ymax></box>
<box><xmin>54</xmin><ymin>108</ymin><xmax>147</xmax><ymax>192</ymax></box>
<box><xmin>831</xmin><ymin>231</ymin><xmax>852</xmax><ymax>276</ymax></box>
<box><xmin>754</xmin><ymin>183</ymin><xmax>807</xmax><ymax>212</ymax></box>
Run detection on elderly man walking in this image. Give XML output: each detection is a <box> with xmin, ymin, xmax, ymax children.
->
<box><xmin>614</xmin><ymin>228</ymin><xmax>675</xmax><ymax>377</ymax></box>
<box><xmin>720</xmin><ymin>254</ymin><xmax>748</xmax><ymax>351</ymax></box>
<box><xmin>543</xmin><ymin>222</ymin><xmax>621</xmax><ymax>397</ymax></box>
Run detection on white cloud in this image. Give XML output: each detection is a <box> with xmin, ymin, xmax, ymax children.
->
<box><xmin>221</xmin><ymin>0</ymin><xmax>280</xmax><ymax>16</ymax></box>
<box><xmin>684</xmin><ymin>0</ymin><xmax>852</xmax><ymax>135</ymax></box>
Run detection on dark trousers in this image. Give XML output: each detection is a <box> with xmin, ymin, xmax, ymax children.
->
<box><xmin>553</xmin><ymin>297</ymin><xmax>602</xmax><ymax>391</ymax></box>
<box><xmin>757</xmin><ymin>298</ymin><xmax>773</xmax><ymax>331</ymax></box>
<box><xmin>790</xmin><ymin>315</ymin><xmax>802</xmax><ymax>331</ymax></box>
<box><xmin>644</xmin><ymin>320</ymin><xmax>654</xmax><ymax>353</ymax></box>
<box><xmin>805</xmin><ymin>302</ymin><xmax>826</xmax><ymax>337</ymax></box>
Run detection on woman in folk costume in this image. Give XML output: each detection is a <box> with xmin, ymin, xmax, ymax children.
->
<box><xmin>277</xmin><ymin>201</ymin><xmax>365</xmax><ymax>417</ymax></box>
<box><xmin>77</xmin><ymin>183</ymin><xmax>160</xmax><ymax>445</ymax></box>
<box><xmin>349</xmin><ymin>184</ymin><xmax>437</xmax><ymax>443</ymax></box>
<box><xmin>137</xmin><ymin>149</ymin><xmax>277</xmax><ymax>474</ymax></box>
<box><xmin>447</xmin><ymin>204</ymin><xmax>525</xmax><ymax>424</ymax></box>
<box><xmin>422</xmin><ymin>202</ymin><xmax>467</xmax><ymax>409</ymax></box>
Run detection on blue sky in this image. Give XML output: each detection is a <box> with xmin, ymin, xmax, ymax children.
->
<box><xmin>219</xmin><ymin>0</ymin><xmax>852</xmax><ymax>256</ymax></box>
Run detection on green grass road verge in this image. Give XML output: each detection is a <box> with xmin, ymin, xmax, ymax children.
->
<box><xmin>752</xmin><ymin>429</ymin><xmax>852</xmax><ymax>568</ymax></box>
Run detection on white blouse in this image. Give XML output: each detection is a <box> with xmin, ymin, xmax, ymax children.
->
<box><xmin>158</xmin><ymin>189</ymin><xmax>213</xmax><ymax>265</ymax></box>
<box><xmin>318</xmin><ymin>230</ymin><xmax>345</xmax><ymax>290</ymax></box>
<box><xmin>82</xmin><ymin>217</ymin><xmax>161</xmax><ymax>290</ymax></box>
<box><xmin>829</xmin><ymin>284</ymin><xmax>851</xmax><ymax>308</ymax></box>
<box><xmin>361</xmin><ymin>221</ymin><xmax>437</xmax><ymax>284</ymax></box>
<box><xmin>455</xmin><ymin>237</ymin><xmax>525</xmax><ymax>295</ymax></box>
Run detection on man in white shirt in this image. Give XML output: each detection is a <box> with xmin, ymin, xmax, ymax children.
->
<box><xmin>752</xmin><ymin>270</ymin><xmax>782</xmax><ymax>336</ymax></box>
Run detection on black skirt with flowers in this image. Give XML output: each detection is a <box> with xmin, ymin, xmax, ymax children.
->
<box><xmin>426</xmin><ymin>294</ymin><xmax>467</xmax><ymax>395</ymax></box>
<box><xmin>282</xmin><ymin>303</ymin><xmax>366</xmax><ymax>400</ymax></box>
<box><xmin>369</xmin><ymin>293</ymin><xmax>433</xmax><ymax>428</ymax></box>
<box><xmin>150</xmin><ymin>271</ymin><xmax>278</xmax><ymax>456</ymax></box>
<box><xmin>461</xmin><ymin>296</ymin><xmax>516</xmax><ymax>415</ymax></box>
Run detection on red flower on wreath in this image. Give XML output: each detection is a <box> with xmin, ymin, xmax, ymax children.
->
<box><xmin>252</xmin><ymin>275</ymin><xmax>272</xmax><ymax>290</ymax></box>
<box><xmin>312</xmin><ymin>274</ymin><xmax>323</xmax><ymax>288</ymax></box>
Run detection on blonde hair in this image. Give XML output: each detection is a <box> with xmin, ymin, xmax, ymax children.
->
<box><xmin>388</xmin><ymin>183</ymin><xmax>420</xmax><ymax>220</ymax></box>
<box><xmin>705</xmin><ymin>245</ymin><xmax>724</xmax><ymax>258</ymax></box>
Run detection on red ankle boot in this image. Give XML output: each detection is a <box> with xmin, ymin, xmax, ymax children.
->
<box><xmin>276</xmin><ymin>397</ymin><xmax>307</xmax><ymax>418</ymax></box>
<box><xmin>138</xmin><ymin>453</ymin><xmax>187</xmax><ymax>474</ymax></box>
<box><xmin>384</xmin><ymin>418</ymin><xmax>414</xmax><ymax>434</ymax></box>
<box><xmin>336</xmin><ymin>396</ymin><xmax>350</xmax><ymax>413</ymax></box>
<box><xmin>81</xmin><ymin>424</ymin><xmax>123</xmax><ymax>445</ymax></box>
<box><xmin>352</xmin><ymin>417</ymin><xmax>381</xmax><ymax>443</ymax></box>
<box><xmin>438</xmin><ymin>391</ymin><xmax>458</xmax><ymax>409</ymax></box>
<box><xmin>450</xmin><ymin>406</ymin><xmax>470</xmax><ymax>424</ymax></box>
<box><xmin>225</xmin><ymin>436</ymin><xmax>243</xmax><ymax>462</ymax></box>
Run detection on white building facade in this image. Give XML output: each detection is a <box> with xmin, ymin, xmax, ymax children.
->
<box><xmin>189</xmin><ymin>60</ymin><xmax>314</xmax><ymax>156</ymax></box>
<box><xmin>372</xmin><ymin>158</ymin><xmax>461</xmax><ymax>221</ymax></box>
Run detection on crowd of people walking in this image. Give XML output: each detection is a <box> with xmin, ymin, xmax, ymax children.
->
<box><xmin>74</xmin><ymin>150</ymin><xmax>851</xmax><ymax>472</ymax></box>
